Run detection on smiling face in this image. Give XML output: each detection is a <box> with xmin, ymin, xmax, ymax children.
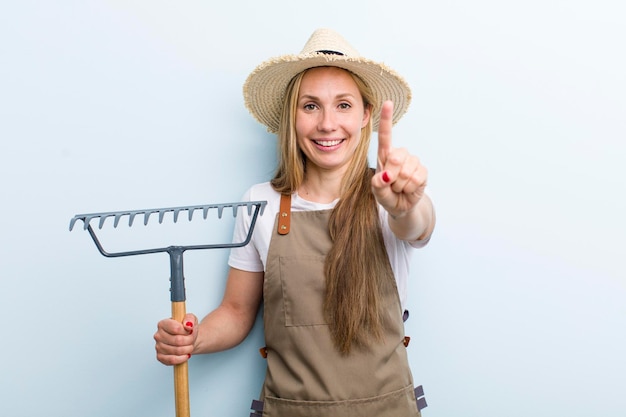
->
<box><xmin>295</xmin><ymin>67</ymin><xmax>371</xmax><ymax>176</ymax></box>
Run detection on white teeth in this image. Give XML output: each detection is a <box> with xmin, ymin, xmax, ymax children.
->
<box><xmin>314</xmin><ymin>139</ymin><xmax>342</xmax><ymax>147</ymax></box>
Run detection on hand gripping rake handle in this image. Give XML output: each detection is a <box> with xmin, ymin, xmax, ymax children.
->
<box><xmin>70</xmin><ymin>201</ymin><xmax>266</xmax><ymax>417</ymax></box>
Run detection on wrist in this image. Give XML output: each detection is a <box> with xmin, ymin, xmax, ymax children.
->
<box><xmin>387</xmin><ymin>205</ymin><xmax>417</xmax><ymax>220</ymax></box>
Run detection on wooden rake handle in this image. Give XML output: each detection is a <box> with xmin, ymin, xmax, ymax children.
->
<box><xmin>172</xmin><ymin>301</ymin><xmax>190</xmax><ymax>417</ymax></box>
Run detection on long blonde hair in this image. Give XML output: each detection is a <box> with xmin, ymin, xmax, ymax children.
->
<box><xmin>271</xmin><ymin>68</ymin><xmax>395</xmax><ymax>354</ymax></box>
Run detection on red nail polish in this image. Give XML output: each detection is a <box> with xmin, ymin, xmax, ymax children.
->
<box><xmin>185</xmin><ymin>321</ymin><xmax>193</xmax><ymax>328</ymax></box>
<box><xmin>382</xmin><ymin>172</ymin><xmax>390</xmax><ymax>183</ymax></box>
<box><xmin>187</xmin><ymin>354</ymin><xmax>191</xmax><ymax>359</ymax></box>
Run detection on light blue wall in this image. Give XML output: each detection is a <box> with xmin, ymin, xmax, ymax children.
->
<box><xmin>1</xmin><ymin>1</ymin><xmax>624</xmax><ymax>416</ymax></box>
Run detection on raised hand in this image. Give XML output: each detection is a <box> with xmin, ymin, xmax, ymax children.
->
<box><xmin>371</xmin><ymin>100</ymin><xmax>428</xmax><ymax>219</ymax></box>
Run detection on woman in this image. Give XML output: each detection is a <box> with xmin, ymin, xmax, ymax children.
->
<box><xmin>154</xmin><ymin>28</ymin><xmax>435</xmax><ymax>416</ymax></box>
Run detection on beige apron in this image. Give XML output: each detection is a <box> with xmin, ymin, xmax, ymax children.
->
<box><xmin>254</xmin><ymin>194</ymin><xmax>422</xmax><ymax>417</ymax></box>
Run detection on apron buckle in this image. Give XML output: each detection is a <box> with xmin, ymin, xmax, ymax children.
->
<box><xmin>259</xmin><ymin>346</ymin><xmax>268</xmax><ymax>358</ymax></box>
<box><xmin>415</xmin><ymin>385</ymin><xmax>428</xmax><ymax>411</ymax></box>
<box><xmin>249</xmin><ymin>399</ymin><xmax>264</xmax><ymax>416</ymax></box>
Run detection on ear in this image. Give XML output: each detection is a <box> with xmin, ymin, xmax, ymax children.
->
<box><xmin>362</xmin><ymin>103</ymin><xmax>372</xmax><ymax>128</ymax></box>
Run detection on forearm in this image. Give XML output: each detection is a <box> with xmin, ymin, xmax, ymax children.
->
<box><xmin>192</xmin><ymin>303</ymin><xmax>258</xmax><ymax>354</ymax></box>
<box><xmin>388</xmin><ymin>194</ymin><xmax>435</xmax><ymax>242</ymax></box>
<box><xmin>191</xmin><ymin>267</ymin><xmax>263</xmax><ymax>355</ymax></box>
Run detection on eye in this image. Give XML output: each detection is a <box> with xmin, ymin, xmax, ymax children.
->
<box><xmin>303</xmin><ymin>103</ymin><xmax>318</xmax><ymax>111</ymax></box>
<box><xmin>338</xmin><ymin>102</ymin><xmax>352</xmax><ymax>110</ymax></box>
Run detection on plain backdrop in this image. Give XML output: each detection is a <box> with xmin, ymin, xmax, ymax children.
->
<box><xmin>1</xmin><ymin>1</ymin><xmax>624</xmax><ymax>416</ymax></box>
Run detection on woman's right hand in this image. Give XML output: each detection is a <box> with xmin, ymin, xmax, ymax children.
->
<box><xmin>154</xmin><ymin>313</ymin><xmax>198</xmax><ymax>366</ymax></box>
<box><xmin>152</xmin><ymin>267</ymin><xmax>264</xmax><ymax>363</ymax></box>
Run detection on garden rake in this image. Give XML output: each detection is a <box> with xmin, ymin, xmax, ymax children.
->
<box><xmin>69</xmin><ymin>200</ymin><xmax>267</xmax><ymax>417</ymax></box>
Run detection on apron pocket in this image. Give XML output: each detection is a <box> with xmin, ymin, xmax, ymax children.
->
<box><xmin>262</xmin><ymin>384</ymin><xmax>420</xmax><ymax>417</ymax></box>
<box><xmin>279</xmin><ymin>255</ymin><xmax>328</xmax><ymax>327</ymax></box>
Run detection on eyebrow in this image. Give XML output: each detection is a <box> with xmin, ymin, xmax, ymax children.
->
<box><xmin>299</xmin><ymin>93</ymin><xmax>357</xmax><ymax>101</ymax></box>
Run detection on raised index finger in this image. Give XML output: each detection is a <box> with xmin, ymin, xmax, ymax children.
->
<box><xmin>377</xmin><ymin>100</ymin><xmax>394</xmax><ymax>170</ymax></box>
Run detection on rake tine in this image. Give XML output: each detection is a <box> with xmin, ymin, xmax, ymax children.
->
<box><xmin>129</xmin><ymin>212</ymin><xmax>138</xmax><ymax>226</ymax></box>
<box><xmin>77</xmin><ymin>216</ymin><xmax>88</xmax><ymax>230</ymax></box>
<box><xmin>113</xmin><ymin>214</ymin><xmax>123</xmax><ymax>228</ymax></box>
<box><xmin>188</xmin><ymin>207</ymin><xmax>196</xmax><ymax>221</ymax></box>
<box><xmin>144</xmin><ymin>210</ymin><xmax>153</xmax><ymax>226</ymax></box>
<box><xmin>173</xmin><ymin>209</ymin><xmax>181</xmax><ymax>223</ymax></box>
<box><xmin>69</xmin><ymin>217</ymin><xmax>79</xmax><ymax>231</ymax></box>
<box><xmin>158</xmin><ymin>210</ymin><xmax>167</xmax><ymax>224</ymax></box>
<box><xmin>98</xmin><ymin>215</ymin><xmax>109</xmax><ymax>229</ymax></box>
<box><xmin>202</xmin><ymin>207</ymin><xmax>209</xmax><ymax>219</ymax></box>
<box><xmin>217</xmin><ymin>206</ymin><xmax>224</xmax><ymax>219</ymax></box>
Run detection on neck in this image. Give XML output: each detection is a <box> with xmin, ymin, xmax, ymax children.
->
<box><xmin>299</xmin><ymin>169</ymin><xmax>343</xmax><ymax>204</ymax></box>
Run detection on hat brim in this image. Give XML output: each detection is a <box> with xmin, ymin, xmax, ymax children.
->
<box><xmin>243</xmin><ymin>53</ymin><xmax>412</xmax><ymax>134</ymax></box>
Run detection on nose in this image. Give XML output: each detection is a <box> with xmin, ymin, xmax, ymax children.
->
<box><xmin>318</xmin><ymin>109</ymin><xmax>337</xmax><ymax>132</ymax></box>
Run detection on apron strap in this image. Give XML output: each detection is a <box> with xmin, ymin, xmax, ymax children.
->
<box><xmin>277</xmin><ymin>193</ymin><xmax>291</xmax><ymax>235</ymax></box>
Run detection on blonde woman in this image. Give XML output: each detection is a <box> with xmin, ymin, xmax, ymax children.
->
<box><xmin>154</xmin><ymin>28</ymin><xmax>435</xmax><ymax>417</ymax></box>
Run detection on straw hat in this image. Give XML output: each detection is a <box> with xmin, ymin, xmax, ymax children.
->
<box><xmin>243</xmin><ymin>28</ymin><xmax>412</xmax><ymax>134</ymax></box>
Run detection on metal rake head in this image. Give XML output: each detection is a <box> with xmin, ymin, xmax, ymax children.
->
<box><xmin>69</xmin><ymin>201</ymin><xmax>266</xmax><ymax>231</ymax></box>
<box><xmin>69</xmin><ymin>200</ymin><xmax>267</xmax><ymax>259</ymax></box>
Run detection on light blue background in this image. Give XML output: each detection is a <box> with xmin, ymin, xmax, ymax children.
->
<box><xmin>1</xmin><ymin>1</ymin><xmax>624</xmax><ymax>416</ymax></box>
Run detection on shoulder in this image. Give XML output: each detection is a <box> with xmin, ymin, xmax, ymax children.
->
<box><xmin>240</xmin><ymin>182</ymin><xmax>282</xmax><ymax>217</ymax></box>
<box><xmin>243</xmin><ymin>182</ymin><xmax>280</xmax><ymax>200</ymax></box>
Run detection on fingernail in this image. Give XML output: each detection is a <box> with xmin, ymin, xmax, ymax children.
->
<box><xmin>382</xmin><ymin>172</ymin><xmax>390</xmax><ymax>183</ymax></box>
<box><xmin>185</xmin><ymin>321</ymin><xmax>193</xmax><ymax>328</ymax></box>
<box><xmin>187</xmin><ymin>354</ymin><xmax>191</xmax><ymax>359</ymax></box>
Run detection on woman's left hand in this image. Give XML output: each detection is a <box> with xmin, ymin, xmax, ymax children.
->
<box><xmin>371</xmin><ymin>100</ymin><xmax>428</xmax><ymax>218</ymax></box>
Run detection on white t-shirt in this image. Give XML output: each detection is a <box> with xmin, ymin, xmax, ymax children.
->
<box><xmin>228</xmin><ymin>182</ymin><xmax>429</xmax><ymax>310</ymax></box>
